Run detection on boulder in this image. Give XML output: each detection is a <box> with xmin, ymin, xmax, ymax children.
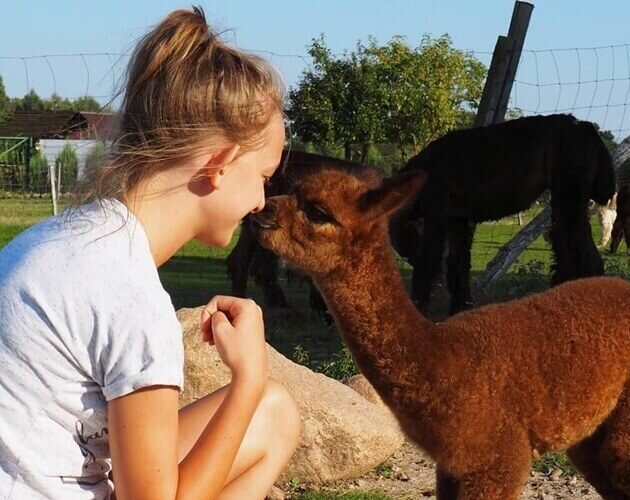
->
<box><xmin>177</xmin><ymin>306</ymin><xmax>404</xmax><ymax>483</ymax></box>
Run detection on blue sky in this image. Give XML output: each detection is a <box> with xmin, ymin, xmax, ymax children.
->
<box><xmin>2</xmin><ymin>1</ymin><xmax>630</xmax><ymax>137</ymax></box>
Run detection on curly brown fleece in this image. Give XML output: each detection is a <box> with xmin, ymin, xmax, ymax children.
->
<box><xmin>254</xmin><ymin>166</ymin><xmax>630</xmax><ymax>500</ymax></box>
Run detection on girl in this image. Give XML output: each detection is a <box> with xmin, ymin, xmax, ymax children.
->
<box><xmin>0</xmin><ymin>7</ymin><xmax>301</xmax><ymax>500</ymax></box>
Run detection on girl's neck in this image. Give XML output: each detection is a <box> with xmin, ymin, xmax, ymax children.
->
<box><xmin>125</xmin><ymin>179</ymin><xmax>198</xmax><ymax>267</ymax></box>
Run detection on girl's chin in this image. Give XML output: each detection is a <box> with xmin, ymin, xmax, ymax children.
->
<box><xmin>195</xmin><ymin>226</ymin><xmax>237</xmax><ymax>248</ymax></box>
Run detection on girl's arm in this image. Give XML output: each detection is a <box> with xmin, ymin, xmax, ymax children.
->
<box><xmin>108</xmin><ymin>379</ymin><xmax>263</xmax><ymax>500</ymax></box>
<box><xmin>108</xmin><ymin>297</ymin><xmax>268</xmax><ymax>500</ymax></box>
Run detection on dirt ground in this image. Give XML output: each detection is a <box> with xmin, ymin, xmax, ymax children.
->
<box><xmin>283</xmin><ymin>440</ymin><xmax>601</xmax><ymax>499</ymax></box>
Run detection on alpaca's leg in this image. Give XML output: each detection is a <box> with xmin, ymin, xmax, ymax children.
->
<box><xmin>549</xmin><ymin>200</ymin><xmax>576</xmax><ymax>285</ymax></box>
<box><xmin>226</xmin><ymin>219</ymin><xmax>256</xmax><ymax>297</ymax></box>
<box><xmin>623</xmin><ymin>218</ymin><xmax>630</xmax><ymax>256</ymax></box>
<box><xmin>446</xmin><ymin>217</ymin><xmax>475</xmax><ymax>315</ymax></box>
<box><xmin>600</xmin><ymin>386</ymin><xmax>630</xmax><ymax>497</ymax></box>
<box><xmin>455</xmin><ymin>432</ymin><xmax>531</xmax><ymax>500</ymax></box>
<box><xmin>455</xmin><ymin>462</ymin><xmax>529</xmax><ymax>500</ymax></box>
<box><xmin>611</xmin><ymin>216</ymin><xmax>625</xmax><ymax>254</ymax></box>
<box><xmin>550</xmin><ymin>192</ymin><xmax>602</xmax><ymax>284</ymax></box>
<box><xmin>252</xmin><ymin>248</ymin><xmax>290</xmax><ymax>309</ymax></box>
<box><xmin>568</xmin><ymin>424</ymin><xmax>629</xmax><ymax>499</ymax></box>
<box><xmin>436</xmin><ymin>468</ymin><xmax>459</xmax><ymax>500</ymax></box>
<box><xmin>411</xmin><ymin>217</ymin><xmax>446</xmax><ymax>311</ymax></box>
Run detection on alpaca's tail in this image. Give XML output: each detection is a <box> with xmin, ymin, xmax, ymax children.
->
<box><xmin>588</xmin><ymin>123</ymin><xmax>617</xmax><ymax>205</ymax></box>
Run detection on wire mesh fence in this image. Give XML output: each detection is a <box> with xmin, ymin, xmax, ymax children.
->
<box><xmin>2</xmin><ymin>43</ymin><xmax>630</xmax><ymax>315</ymax></box>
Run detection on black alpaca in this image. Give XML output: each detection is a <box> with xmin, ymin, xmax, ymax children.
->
<box><xmin>226</xmin><ymin>149</ymin><xmax>369</xmax><ymax>319</ymax></box>
<box><xmin>389</xmin><ymin>114</ymin><xmax>616</xmax><ymax>315</ymax></box>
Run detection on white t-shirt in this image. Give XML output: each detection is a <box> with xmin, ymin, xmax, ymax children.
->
<box><xmin>0</xmin><ymin>199</ymin><xmax>184</xmax><ymax>499</ymax></box>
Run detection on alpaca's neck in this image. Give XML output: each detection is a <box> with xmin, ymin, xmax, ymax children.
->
<box><xmin>316</xmin><ymin>231</ymin><xmax>433</xmax><ymax>402</ymax></box>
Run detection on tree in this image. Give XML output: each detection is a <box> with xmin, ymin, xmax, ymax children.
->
<box><xmin>13</xmin><ymin>89</ymin><xmax>46</xmax><ymax>112</ymax></box>
<box><xmin>592</xmin><ymin>123</ymin><xmax>617</xmax><ymax>152</ymax></box>
<box><xmin>288</xmin><ymin>35</ymin><xmax>486</xmax><ymax>166</ymax></box>
<box><xmin>0</xmin><ymin>76</ymin><xmax>9</xmax><ymax>123</ymax></box>
<box><xmin>47</xmin><ymin>93</ymin><xmax>74</xmax><ymax>111</ymax></box>
<box><xmin>56</xmin><ymin>143</ymin><xmax>78</xmax><ymax>192</ymax></box>
<box><xmin>72</xmin><ymin>95</ymin><xmax>103</xmax><ymax>112</ymax></box>
<box><xmin>367</xmin><ymin>35</ymin><xmax>485</xmax><ymax>161</ymax></box>
<box><xmin>287</xmin><ymin>36</ymin><xmax>383</xmax><ymax>162</ymax></box>
<box><xmin>29</xmin><ymin>151</ymin><xmax>49</xmax><ymax>194</ymax></box>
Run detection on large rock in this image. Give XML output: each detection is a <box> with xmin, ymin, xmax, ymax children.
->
<box><xmin>345</xmin><ymin>374</ymin><xmax>388</xmax><ymax>410</ymax></box>
<box><xmin>177</xmin><ymin>307</ymin><xmax>404</xmax><ymax>484</ymax></box>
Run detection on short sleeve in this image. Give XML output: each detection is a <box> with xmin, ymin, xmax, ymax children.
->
<box><xmin>90</xmin><ymin>282</ymin><xmax>184</xmax><ymax>402</ymax></box>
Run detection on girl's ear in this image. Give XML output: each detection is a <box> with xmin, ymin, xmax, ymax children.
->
<box><xmin>205</xmin><ymin>145</ymin><xmax>240</xmax><ymax>189</ymax></box>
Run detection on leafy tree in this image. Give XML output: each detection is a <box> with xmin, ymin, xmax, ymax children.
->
<box><xmin>56</xmin><ymin>143</ymin><xmax>78</xmax><ymax>192</ymax></box>
<box><xmin>592</xmin><ymin>123</ymin><xmax>617</xmax><ymax>152</ymax></box>
<box><xmin>82</xmin><ymin>141</ymin><xmax>106</xmax><ymax>181</ymax></box>
<box><xmin>29</xmin><ymin>151</ymin><xmax>49</xmax><ymax>194</ymax></box>
<box><xmin>288</xmin><ymin>35</ymin><xmax>486</xmax><ymax>166</ymax></box>
<box><xmin>287</xmin><ymin>36</ymin><xmax>383</xmax><ymax>162</ymax></box>
<box><xmin>0</xmin><ymin>76</ymin><xmax>9</xmax><ymax>123</ymax></box>
<box><xmin>47</xmin><ymin>93</ymin><xmax>74</xmax><ymax>111</ymax></box>
<box><xmin>72</xmin><ymin>95</ymin><xmax>103</xmax><ymax>112</ymax></box>
<box><xmin>366</xmin><ymin>34</ymin><xmax>485</xmax><ymax>161</ymax></box>
<box><xmin>14</xmin><ymin>89</ymin><xmax>46</xmax><ymax>112</ymax></box>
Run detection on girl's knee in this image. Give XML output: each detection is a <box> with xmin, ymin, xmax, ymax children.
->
<box><xmin>260</xmin><ymin>379</ymin><xmax>301</xmax><ymax>444</ymax></box>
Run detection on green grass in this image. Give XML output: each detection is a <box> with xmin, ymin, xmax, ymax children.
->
<box><xmin>532</xmin><ymin>452</ymin><xmax>577</xmax><ymax>475</ymax></box>
<box><xmin>3</xmin><ymin>200</ymin><xmax>630</xmax><ymax>363</ymax></box>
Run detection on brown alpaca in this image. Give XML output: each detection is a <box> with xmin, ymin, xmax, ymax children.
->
<box><xmin>252</xmin><ymin>165</ymin><xmax>630</xmax><ymax>500</ymax></box>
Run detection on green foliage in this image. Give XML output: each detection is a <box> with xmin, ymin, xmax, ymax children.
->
<box><xmin>532</xmin><ymin>452</ymin><xmax>576</xmax><ymax>475</ymax></box>
<box><xmin>367</xmin><ymin>34</ymin><xmax>485</xmax><ymax>160</ymax></box>
<box><xmin>317</xmin><ymin>348</ymin><xmax>358</xmax><ymax>380</ymax></box>
<box><xmin>292</xmin><ymin>345</ymin><xmax>311</xmax><ymax>366</ymax></box>
<box><xmin>28</xmin><ymin>152</ymin><xmax>49</xmax><ymax>194</ymax></box>
<box><xmin>0</xmin><ymin>76</ymin><xmax>9</xmax><ymax>123</ymax></box>
<box><xmin>287</xmin><ymin>36</ymin><xmax>383</xmax><ymax>161</ymax></box>
<box><xmin>8</xmin><ymin>87</ymin><xmax>107</xmax><ymax>113</ymax></box>
<box><xmin>72</xmin><ymin>95</ymin><xmax>103</xmax><ymax>112</ymax></box>
<box><xmin>83</xmin><ymin>141</ymin><xmax>106</xmax><ymax>181</ymax></box>
<box><xmin>55</xmin><ymin>143</ymin><xmax>78</xmax><ymax>192</ymax></box>
<box><xmin>13</xmin><ymin>89</ymin><xmax>45</xmax><ymax>112</ymax></box>
<box><xmin>288</xmin><ymin>34</ymin><xmax>486</xmax><ymax>167</ymax></box>
<box><xmin>373</xmin><ymin>461</ymin><xmax>394</xmax><ymax>478</ymax></box>
<box><xmin>293</xmin><ymin>345</ymin><xmax>358</xmax><ymax>380</ymax></box>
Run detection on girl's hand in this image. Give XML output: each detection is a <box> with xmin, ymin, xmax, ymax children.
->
<box><xmin>200</xmin><ymin>296</ymin><xmax>268</xmax><ymax>384</ymax></box>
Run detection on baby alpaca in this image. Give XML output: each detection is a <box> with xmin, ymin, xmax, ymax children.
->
<box><xmin>253</xmin><ymin>165</ymin><xmax>630</xmax><ymax>500</ymax></box>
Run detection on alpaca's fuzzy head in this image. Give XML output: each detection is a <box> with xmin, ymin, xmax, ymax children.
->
<box><xmin>252</xmin><ymin>166</ymin><xmax>426</xmax><ymax>278</ymax></box>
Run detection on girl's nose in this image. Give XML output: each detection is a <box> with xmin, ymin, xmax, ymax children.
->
<box><xmin>251</xmin><ymin>190</ymin><xmax>266</xmax><ymax>214</ymax></box>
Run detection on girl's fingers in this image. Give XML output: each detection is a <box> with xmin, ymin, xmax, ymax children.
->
<box><xmin>204</xmin><ymin>296</ymin><xmax>259</xmax><ymax>323</ymax></box>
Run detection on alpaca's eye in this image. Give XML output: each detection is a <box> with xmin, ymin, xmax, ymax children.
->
<box><xmin>303</xmin><ymin>203</ymin><xmax>335</xmax><ymax>224</ymax></box>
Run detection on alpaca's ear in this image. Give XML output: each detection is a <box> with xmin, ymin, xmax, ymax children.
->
<box><xmin>359</xmin><ymin>171</ymin><xmax>427</xmax><ymax>221</ymax></box>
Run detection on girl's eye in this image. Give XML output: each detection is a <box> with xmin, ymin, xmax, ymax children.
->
<box><xmin>303</xmin><ymin>202</ymin><xmax>335</xmax><ymax>225</ymax></box>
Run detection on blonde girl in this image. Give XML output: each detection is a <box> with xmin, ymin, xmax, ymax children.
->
<box><xmin>0</xmin><ymin>7</ymin><xmax>300</xmax><ymax>500</ymax></box>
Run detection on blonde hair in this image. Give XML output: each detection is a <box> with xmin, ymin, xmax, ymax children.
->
<box><xmin>76</xmin><ymin>6</ymin><xmax>285</xmax><ymax>204</ymax></box>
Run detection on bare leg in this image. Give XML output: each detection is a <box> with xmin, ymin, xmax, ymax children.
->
<box><xmin>178</xmin><ymin>379</ymin><xmax>301</xmax><ymax>500</ymax></box>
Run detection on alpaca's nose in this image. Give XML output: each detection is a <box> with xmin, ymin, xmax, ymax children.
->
<box><xmin>251</xmin><ymin>199</ymin><xmax>279</xmax><ymax>230</ymax></box>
